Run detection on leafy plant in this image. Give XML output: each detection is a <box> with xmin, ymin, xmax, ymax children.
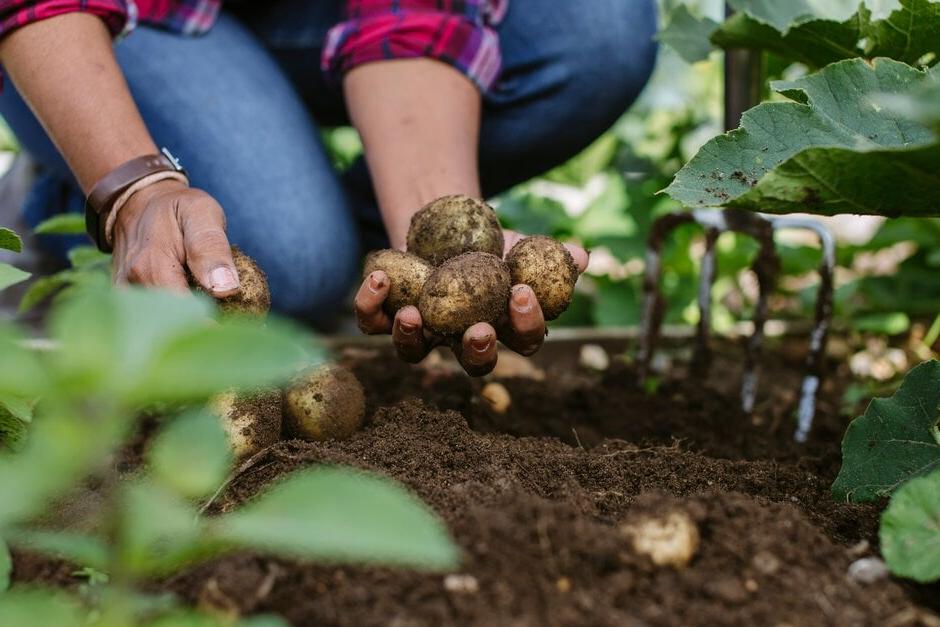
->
<box><xmin>832</xmin><ymin>360</ymin><xmax>940</xmax><ymax>502</ymax></box>
<box><xmin>0</xmin><ymin>284</ymin><xmax>458</xmax><ymax>625</ymax></box>
<box><xmin>880</xmin><ymin>468</ymin><xmax>940</xmax><ymax>582</ymax></box>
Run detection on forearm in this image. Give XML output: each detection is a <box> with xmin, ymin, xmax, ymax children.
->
<box><xmin>344</xmin><ymin>59</ymin><xmax>481</xmax><ymax>249</ymax></box>
<box><xmin>0</xmin><ymin>13</ymin><xmax>157</xmax><ymax>192</ymax></box>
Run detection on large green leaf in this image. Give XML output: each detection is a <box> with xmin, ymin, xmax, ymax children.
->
<box><xmin>657</xmin><ymin>5</ymin><xmax>720</xmax><ymax>64</ymax></box>
<box><xmin>148</xmin><ymin>411</ymin><xmax>232</xmax><ymax>499</ymax></box>
<box><xmin>0</xmin><ymin>263</ymin><xmax>29</xmax><ymax>292</ymax></box>
<box><xmin>708</xmin><ymin>1</ymin><xmax>939</xmax><ymax>69</ymax></box>
<box><xmin>880</xmin><ymin>468</ymin><xmax>940</xmax><ymax>582</ymax></box>
<box><xmin>33</xmin><ymin>213</ymin><xmax>86</xmax><ymax>236</ymax></box>
<box><xmin>0</xmin><ymin>539</ymin><xmax>10</xmax><ymax>591</ymax></box>
<box><xmin>665</xmin><ymin>58</ymin><xmax>940</xmax><ymax>217</ymax></box>
<box><xmin>0</xmin><ymin>590</ymin><xmax>83</xmax><ymax>627</ymax></box>
<box><xmin>214</xmin><ymin>467</ymin><xmax>459</xmax><ymax>570</ymax></box>
<box><xmin>832</xmin><ymin>360</ymin><xmax>940</xmax><ymax>502</ymax></box>
<box><xmin>6</xmin><ymin>529</ymin><xmax>108</xmax><ymax>571</ymax></box>
<box><xmin>0</xmin><ymin>228</ymin><xmax>22</xmax><ymax>253</ymax></box>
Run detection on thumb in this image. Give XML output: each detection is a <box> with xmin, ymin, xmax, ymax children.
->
<box><xmin>179</xmin><ymin>195</ymin><xmax>240</xmax><ymax>298</ymax></box>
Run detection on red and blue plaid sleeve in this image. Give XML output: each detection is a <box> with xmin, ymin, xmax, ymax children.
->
<box><xmin>0</xmin><ymin>0</ymin><xmax>132</xmax><ymax>41</ymax></box>
<box><xmin>323</xmin><ymin>0</ymin><xmax>508</xmax><ymax>92</ymax></box>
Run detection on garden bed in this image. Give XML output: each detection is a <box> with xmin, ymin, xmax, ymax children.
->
<box><xmin>15</xmin><ymin>336</ymin><xmax>940</xmax><ymax>625</ymax></box>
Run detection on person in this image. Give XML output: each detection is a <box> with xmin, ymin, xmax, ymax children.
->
<box><xmin>0</xmin><ymin>0</ymin><xmax>657</xmax><ymax>375</ymax></box>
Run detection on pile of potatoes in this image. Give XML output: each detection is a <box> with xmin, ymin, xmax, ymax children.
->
<box><xmin>198</xmin><ymin>248</ymin><xmax>367</xmax><ymax>459</ymax></box>
<box><xmin>365</xmin><ymin>194</ymin><xmax>579</xmax><ymax>335</ymax></box>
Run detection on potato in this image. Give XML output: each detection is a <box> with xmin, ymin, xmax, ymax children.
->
<box><xmin>505</xmin><ymin>236</ymin><xmax>577</xmax><ymax>321</ymax></box>
<box><xmin>418</xmin><ymin>252</ymin><xmax>511</xmax><ymax>336</ymax></box>
<box><xmin>209</xmin><ymin>388</ymin><xmax>282</xmax><ymax>459</ymax></box>
<box><xmin>191</xmin><ymin>246</ymin><xmax>271</xmax><ymax>316</ymax></box>
<box><xmin>283</xmin><ymin>364</ymin><xmax>365</xmax><ymax>441</ymax></box>
<box><xmin>406</xmin><ymin>195</ymin><xmax>504</xmax><ymax>265</ymax></box>
<box><xmin>619</xmin><ymin>510</ymin><xmax>699</xmax><ymax>569</ymax></box>
<box><xmin>363</xmin><ymin>249</ymin><xmax>434</xmax><ymax>315</ymax></box>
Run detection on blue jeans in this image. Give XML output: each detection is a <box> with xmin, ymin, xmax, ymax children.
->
<box><xmin>0</xmin><ymin>0</ymin><xmax>657</xmax><ymax>319</ymax></box>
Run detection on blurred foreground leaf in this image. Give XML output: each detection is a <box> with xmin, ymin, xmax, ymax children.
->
<box><xmin>880</xmin><ymin>468</ymin><xmax>940</xmax><ymax>582</ymax></box>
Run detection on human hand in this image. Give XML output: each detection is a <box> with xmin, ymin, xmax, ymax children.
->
<box><xmin>354</xmin><ymin>230</ymin><xmax>588</xmax><ymax>376</ymax></box>
<box><xmin>111</xmin><ymin>179</ymin><xmax>240</xmax><ymax>297</ymax></box>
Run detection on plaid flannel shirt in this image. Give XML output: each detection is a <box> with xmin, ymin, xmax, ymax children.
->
<box><xmin>0</xmin><ymin>0</ymin><xmax>507</xmax><ymax>90</ymax></box>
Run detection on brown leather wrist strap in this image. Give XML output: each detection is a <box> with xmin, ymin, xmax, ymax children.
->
<box><xmin>84</xmin><ymin>148</ymin><xmax>188</xmax><ymax>253</ymax></box>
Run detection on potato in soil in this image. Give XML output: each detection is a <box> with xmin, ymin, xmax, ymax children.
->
<box><xmin>418</xmin><ymin>251</ymin><xmax>511</xmax><ymax>336</ymax></box>
<box><xmin>406</xmin><ymin>195</ymin><xmax>504</xmax><ymax>265</ymax></box>
<box><xmin>505</xmin><ymin>235</ymin><xmax>577</xmax><ymax>320</ymax></box>
<box><xmin>363</xmin><ymin>249</ymin><xmax>433</xmax><ymax>315</ymax></box>
<box><xmin>209</xmin><ymin>388</ymin><xmax>282</xmax><ymax>459</ymax></box>
<box><xmin>283</xmin><ymin>364</ymin><xmax>366</xmax><ymax>441</ymax></box>
<box><xmin>191</xmin><ymin>246</ymin><xmax>271</xmax><ymax>316</ymax></box>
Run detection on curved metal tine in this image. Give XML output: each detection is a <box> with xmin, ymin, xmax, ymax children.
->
<box><xmin>761</xmin><ymin>215</ymin><xmax>836</xmax><ymax>442</ymax></box>
<box><xmin>691</xmin><ymin>227</ymin><xmax>721</xmax><ymax>376</ymax></box>
<box><xmin>637</xmin><ymin>212</ymin><xmax>697</xmax><ymax>381</ymax></box>
<box><xmin>740</xmin><ymin>231</ymin><xmax>780</xmax><ymax>414</ymax></box>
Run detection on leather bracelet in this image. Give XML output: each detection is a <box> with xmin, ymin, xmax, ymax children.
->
<box><xmin>85</xmin><ymin>148</ymin><xmax>188</xmax><ymax>253</ymax></box>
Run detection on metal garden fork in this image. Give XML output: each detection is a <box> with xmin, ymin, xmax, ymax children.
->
<box><xmin>635</xmin><ymin>208</ymin><xmax>835</xmax><ymax>442</ymax></box>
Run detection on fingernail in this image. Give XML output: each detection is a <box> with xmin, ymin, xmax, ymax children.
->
<box><xmin>369</xmin><ymin>272</ymin><xmax>385</xmax><ymax>293</ymax></box>
<box><xmin>209</xmin><ymin>267</ymin><xmax>238</xmax><ymax>292</ymax></box>
<box><xmin>512</xmin><ymin>287</ymin><xmax>533</xmax><ymax>313</ymax></box>
<box><xmin>470</xmin><ymin>336</ymin><xmax>491</xmax><ymax>353</ymax></box>
<box><xmin>399</xmin><ymin>321</ymin><xmax>418</xmax><ymax>336</ymax></box>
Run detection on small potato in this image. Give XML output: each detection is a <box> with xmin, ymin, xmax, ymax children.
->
<box><xmin>505</xmin><ymin>236</ymin><xmax>577</xmax><ymax>321</ymax></box>
<box><xmin>418</xmin><ymin>252</ymin><xmax>511</xmax><ymax>337</ymax></box>
<box><xmin>406</xmin><ymin>195</ymin><xmax>504</xmax><ymax>265</ymax></box>
<box><xmin>481</xmin><ymin>382</ymin><xmax>511</xmax><ymax>414</ymax></box>
<box><xmin>209</xmin><ymin>388</ymin><xmax>282</xmax><ymax>459</ymax></box>
<box><xmin>283</xmin><ymin>364</ymin><xmax>366</xmax><ymax>441</ymax></box>
<box><xmin>363</xmin><ymin>249</ymin><xmax>434</xmax><ymax>315</ymax></box>
<box><xmin>620</xmin><ymin>510</ymin><xmax>699</xmax><ymax>569</ymax></box>
<box><xmin>191</xmin><ymin>246</ymin><xmax>271</xmax><ymax>317</ymax></box>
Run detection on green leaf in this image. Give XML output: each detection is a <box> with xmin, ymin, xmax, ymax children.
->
<box><xmin>711</xmin><ymin>1</ymin><xmax>938</xmax><ymax>69</ymax></box>
<box><xmin>833</xmin><ymin>360</ymin><xmax>940</xmax><ymax>502</ymax></box>
<box><xmin>666</xmin><ymin>58</ymin><xmax>940</xmax><ymax>217</ymax></box>
<box><xmin>852</xmin><ymin>312</ymin><xmax>911</xmax><ymax>335</ymax></box>
<box><xmin>0</xmin><ymin>590</ymin><xmax>83</xmax><ymax>627</ymax></box>
<box><xmin>66</xmin><ymin>246</ymin><xmax>110</xmax><ymax>271</ymax></box>
<box><xmin>880</xmin><ymin>468</ymin><xmax>940</xmax><ymax>582</ymax></box>
<box><xmin>592</xmin><ymin>276</ymin><xmax>641</xmax><ymax>327</ymax></box>
<box><xmin>0</xmin><ymin>325</ymin><xmax>47</xmax><ymax>398</ymax></box>
<box><xmin>149</xmin><ymin>411</ymin><xmax>232</xmax><ymax>499</ymax></box>
<box><xmin>117</xmin><ymin>481</ymin><xmax>214</xmax><ymax>577</ymax></box>
<box><xmin>214</xmin><ymin>467</ymin><xmax>459</xmax><ymax>570</ymax></box>
<box><xmin>544</xmin><ymin>133</ymin><xmax>619</xmax><ymax>187</ymax></box>
<box><xmin>0</xmin><ymin>539</ymin><xmax>10</xmax><ymax>591</ymax></box>
<box><xmin>495</xmin><ymin>193</ymin><xmax>574</xmax><ymax>238</ymax></box>
<box><xmin>0</xmin><ymin>263</ymin><xmax>29</xmax><ymax>292</ymax></box>
<box><xmin>33</xmin><ymin>213</ymin><xmax>87</xmax><ymax>236</ymax></box>
<box><xmin>17</xmin><ymin>273</ymin><xmax>72</xmax><ymax>314</ymax></box>
<box><xmin>657</xmin><ymin>4</ymin><xmax>719</xmax><ymax>64</ymax></box>
<box><xmin>0</xmin><ymin>228</ymin><xmax>22</xmax><ymax>253</ymax></box>
<box><xmin>134</xmin><ymin>317</ymin><xmax>317</xmax><ymax>403</ymax></box>
<box><xmin>6</xmin><ymin>529</ymin><xmax>108</xmax><ymax>571</ymax></box>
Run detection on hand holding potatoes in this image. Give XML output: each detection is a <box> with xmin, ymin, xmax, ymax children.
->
<box><xmin>355</xmin><ymin>194</ymin><xmax>588</xmax><ymax>376</ymax></box>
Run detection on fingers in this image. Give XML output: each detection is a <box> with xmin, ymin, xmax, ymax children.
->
<box><xmin>502</xmin><ymin>229</ymin><xmax>526</xmax><ymax>258</ymax></box>
<box><xmin>179</xmin><ymin>198</ymin><xmax>239</xmax><ymax>298</ymax></box>
<box><xmin>355</xmin><ymin>271</ymin><xmax>393</xmax><ymax>334</ymax></box>
<box><xmin>564</xmin><ymin>243</ymin><xmax>590</xmax><ymax>273</ymax></box>
<box><xmin>453</xmin><ymin>322</ymin><xmax>498</xmax><ymax>377</ymax></box>
<box><xmin>120</xmin><ymin>248</ymin><xmax>191</xmax><ymax>294</ymax></box>
<box><xmin>499</xmin><ymin>284</ymin><xmax>546</xmax><ymax>356</ymax></box>
<box><xmin>392</xmin><ymin>306</ymin><xmax>436</xmax><ymax>363</ymax></box>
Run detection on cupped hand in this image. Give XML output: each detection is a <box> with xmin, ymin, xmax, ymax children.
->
<box><xmin>355</xmin><ymin>230</ymin><xmax>589</xmax><ymax>376</ymax></box>
<box><xmin>111</xmin><ymin>178</ymin><xmax>240</xmax><ymax>297</ymax></box>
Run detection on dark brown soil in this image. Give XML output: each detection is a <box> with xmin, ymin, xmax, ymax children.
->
<box><xmin>150</xmin><ymin>339</ymin><xmax>938</xmax><ymax>626</ymax></box>
<box><xmin>11</xmin><ymin>337</ymin><xmax>938</xmax><ymax>625</ymax></box>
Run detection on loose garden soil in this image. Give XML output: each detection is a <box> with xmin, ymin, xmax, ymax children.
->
<box><xmin>14</xmin><ymin>337</ymin><xmax>940</xmax><ymax>625</ymax></box>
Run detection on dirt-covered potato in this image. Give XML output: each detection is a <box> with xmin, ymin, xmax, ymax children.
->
<box><xmin>406</xmin><ymin>195</ymin><xmax>504</xmax><ymax>265</ymax></box>
<box><xmin>418</xmin><ymin>252</ymin><xmax>511</xmax><ymax>336</ymax></box>
<box><xmin>209</xmin><ymin>388</ymin><xmax>282</xmax><ymax>459</ymax></box>
<box><xmin>191</xmin><ymin>246</ymin><xmax>271</xmax><ymax>316</ymax></box>
<box><xmin>505</xmin><ymin>235</ymin><xmax>577</xmax><ymax>321</ymax></box>
<box><xmin>620</xmin><ymin>510</ymin><xmax>700</xmax><ymax>569</ymax></box>
<box><xmin>283</xmin><ymin>364</ymin><xmax>366</xmax><ymax>441</ymax></box>
<box><xmin>363</xmin><ymin>249</ymin><xmax>434</xmax><ymax>315</ymax></box>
